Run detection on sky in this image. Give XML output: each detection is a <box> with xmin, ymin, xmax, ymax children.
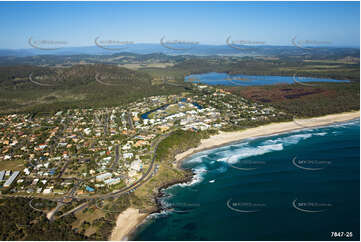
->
<box><xmin>0</xmin><ymin>1</ymin><xmax>359</xmax><ymax>49</ymax></box>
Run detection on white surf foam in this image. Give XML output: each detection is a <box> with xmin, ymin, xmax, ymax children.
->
<box><xmin>171</xmin><ymin>165</ymin><xmax>208</xmax><ymax>189</ymax></box>
<box><xmin>314</xmin><ymin>132</ymin><xmax>327</xmax><ymax>136</ymax></box>
<box><xmin>262</xmin><ymin>133</ymin><xmax>312</xmax><ymax>146</ymax></box>
<box><xmin>225</xmin><ymin>143</ymin><xmax>283</xmax><ymax>164</ymax></box>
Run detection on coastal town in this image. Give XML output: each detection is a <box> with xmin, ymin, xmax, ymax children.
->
<box><xmin>0</xmin><ymin>1</ymin><xmax>359</xmax><ymax>241</ymax></box>
<box><xmin>0</xmin><ymin>84</ymin><xmax>286</xmax><ymax>200</ymax></box>
<box><xmin>0</xmin><ymin>80</ymin><xmax>359</xmax><ymax>240</ymax></box>
<box><xmin>7</xmin><ymin>80</ymin><xmax>350</xmax><ymax>239</ymax></box>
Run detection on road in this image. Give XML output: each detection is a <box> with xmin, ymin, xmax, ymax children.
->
<box><xmin>58</xmin><ymin>201</ymin><xmax>90</xmax><ymax>219</ymax></box>
<box><xmin>103</xmin><ymin>111</ymin><xmax>110</xmax><ymax>136</ymax></box>
<box><xmin>127</xmin><ymin>112</ymin><xmax>134</xmax><ymax>130</ymax></box>
<box><xmin>76</xmin><ymin>132</ymin><xmax>170</xmax><ymax>200</ymax></box>
<box><xmin>47</xmin><ymin>202</ymin><xmax>63</xmax><ymax>221</ymax></box>
<box><xmin>56</xmin><ymin>159</ymin><xmax>71</xmax><ymax>179</ymax></box>
<box><xmin>22</xmin><ymin>128</ymin><xmax>173</xmax><ymax>220</ymax></box>
<box><xmin>111</xmin><ymin>145</ymin><xmax>120</xmax><ymax>171</ymax></box>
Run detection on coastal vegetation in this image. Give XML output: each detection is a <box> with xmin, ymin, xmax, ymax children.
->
<box><xmin>156</xmin><ymin>129</ymin><xmax>218</xmax><ymax>164</ymax></box>
<box><xmin>0</xmin><ymin>197</ymin><xmax>87</xmax><ymax>240</ymax></box>
<box><xmin>0</xmin><ymin>53</ymin><xmax>359</xmax><ymax>115</ymax></box>
<box><xmin>0</xmin><ymin>64</ymin><xmax>185</xmax><ymax>114</ymax></box>
<box><xmin>227</xmin><ymin>82</ymin><xmax>360</xmax><ymax>117</ymax></box>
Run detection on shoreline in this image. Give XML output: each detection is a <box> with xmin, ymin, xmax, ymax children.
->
<box><xmin>109</xmin><ymin>110</ymin><xmax>360</xmax><ymax>241</ymax></box>
<box><xmin>109</xmin><ymin>172</ymin><xmax>194</xmax><ymax>241</ymax></box>
<box><xmin>109</xmin><ymin>207</ymin><xmax>149</xmax><ymax>241</ymax></box>
<box><xmin>175</xmin><ymin>111</ymin><xmax>360</xmax><ymax>168</ymax></box>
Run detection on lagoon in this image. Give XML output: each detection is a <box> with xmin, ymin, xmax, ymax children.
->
<box><xmin>185</xmin><ymin>72</ymin><xmax>349</xmax><ymax>86</ymax></box>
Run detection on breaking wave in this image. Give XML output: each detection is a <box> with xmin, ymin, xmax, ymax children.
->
<box><xmin>169</xmin><ymin>165</ymin><xmax>208</xmax><ymax>189</ymax></box>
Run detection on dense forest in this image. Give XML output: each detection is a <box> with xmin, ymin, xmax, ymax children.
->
<box><xmin>0</xmin><ymin>193</ymin><xmax>148</xmax><ymax>241</ymax></box>
<box><xmin>0</xmin><ymin>64</ymin><xmax>186</xmax><ymax>114</ymax></box>
<box><xmin>0</xmin><ymin>197</ymin><xmax>88</xmax><ymax>240</ymax></box>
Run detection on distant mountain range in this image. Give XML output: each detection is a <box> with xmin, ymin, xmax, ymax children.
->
<box><xmin>0</xmin><ymin>43</ymin><xmax>359</xmax><ymax>57</ymax></box>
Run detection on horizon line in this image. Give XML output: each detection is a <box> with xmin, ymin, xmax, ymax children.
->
<box><xmin>2</xmin><ymin>42</ymin><xmax>360</xmax><ymax>51</ymax></box>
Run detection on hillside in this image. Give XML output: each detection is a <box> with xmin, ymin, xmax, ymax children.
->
<box><xmin>0</xmin><ymin>64</ymin><xmax>186</xmax><ymax>114</ymax></box>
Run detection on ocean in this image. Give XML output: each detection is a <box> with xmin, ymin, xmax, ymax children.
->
<box><xmin>132</xmin><ymin>119</ymin><xmax>360</xmax><ymax>241</ymax></box>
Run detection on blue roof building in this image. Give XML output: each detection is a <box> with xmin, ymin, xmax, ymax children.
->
<box><xmin>85</xmin><ymin>186</ymin><xmax>95</xmax><ymax>192</ymax></box>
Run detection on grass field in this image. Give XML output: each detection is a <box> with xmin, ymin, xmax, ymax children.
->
<box><xmin>0</xmin><ymin>159</ymin><xmax>25</xmax><ymax>171</ymax></box>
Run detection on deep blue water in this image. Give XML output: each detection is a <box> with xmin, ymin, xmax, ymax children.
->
<box><xmin>133</xmin><ymin>119</ymin><xmax>360</xmax><ymax>241</ymax></box>
<box><xmin>185</xmin><ymin>72</ymin><xmax>349</xmax><ymax>86</ymax></box>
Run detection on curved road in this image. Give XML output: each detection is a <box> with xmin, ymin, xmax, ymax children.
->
<box><xmin>45</xmin><ymin>131</ymin><xmax>172</xmax><ymax>220</ymax></box>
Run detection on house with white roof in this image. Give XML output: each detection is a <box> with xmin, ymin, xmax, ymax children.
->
<box><xmin>123</xmin><ymin>153</ymin><xmax>134</xmax><ymax>159</ymax></box>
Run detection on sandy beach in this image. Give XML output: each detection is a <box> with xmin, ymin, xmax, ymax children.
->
<box><xmin>110</xmin><ymin>110</ymin><xmax>359</xmax><ymax>241</ymax></box>
<box><xmin>175</xmin><ymin>111</ymin><xmax>360</xmax><ymax>166</ymax></box>
<box><xmin>109</xmin><ymin>208</ymin><xmax>148</xmax><ymax>241</ymax></box>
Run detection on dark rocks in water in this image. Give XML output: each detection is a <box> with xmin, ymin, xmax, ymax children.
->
<box><xmin>153</xmin><ymin>170</ymin><xmax>195</xmax><ymax>214</ymax></box>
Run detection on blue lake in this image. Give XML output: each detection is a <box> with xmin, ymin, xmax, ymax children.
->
<box><xmin>185</xmin><ymin>72</ymin><xmax>349</xmax><ymax>86</ymax></box>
